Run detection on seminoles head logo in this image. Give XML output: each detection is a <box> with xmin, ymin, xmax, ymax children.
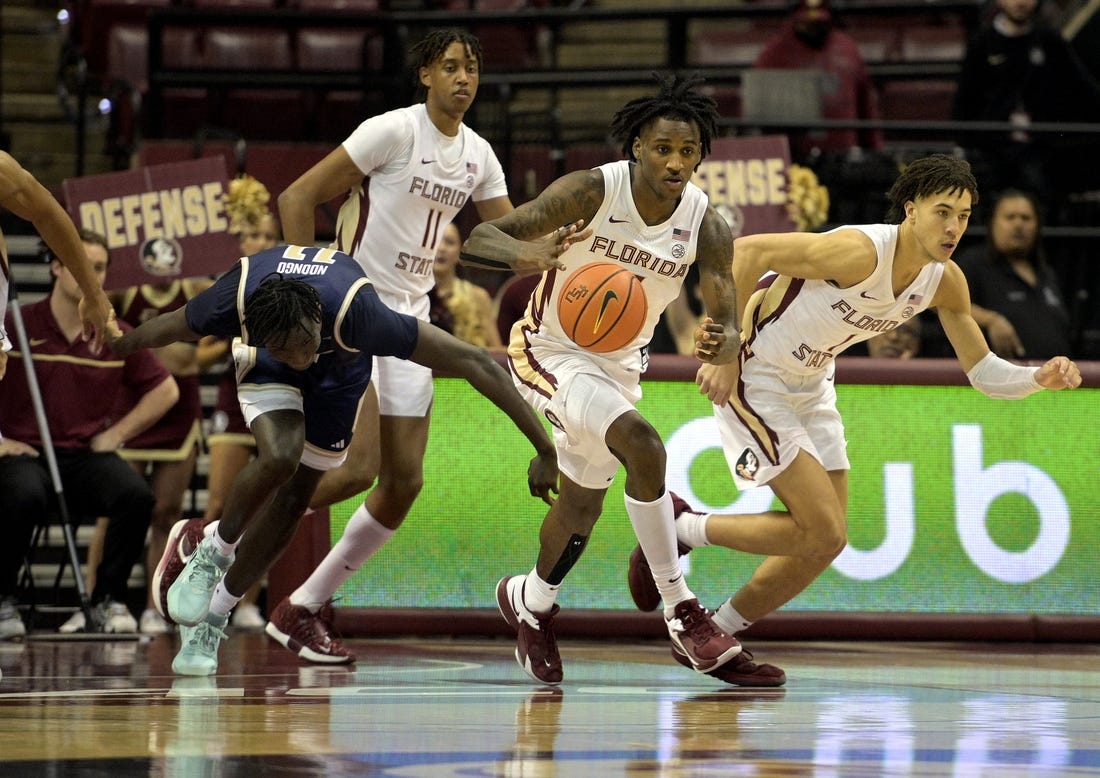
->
<box><xmin>140</xmin><ymin>237</ymin><xmax>183</xmax><ymax>276</ymax></box>
<box><xmin>735</xmin><ymin>448</ymin><xmax>759</xmax><ymax>482</ymax></box>
<box><xmin>714</xmin><ymin>203</ymin><xmax>745</xmax><ymax>238</ymax></box>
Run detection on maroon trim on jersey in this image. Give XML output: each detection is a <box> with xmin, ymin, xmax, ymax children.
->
<box><xmin>506</xmin><ymin>268</ymin><xmax>559</xmax><ymax>401</ymax></box>
<box><xmin>346</xmin><ymin>180</ymin><xmax>370</xmax><ymax>257</ymax></box>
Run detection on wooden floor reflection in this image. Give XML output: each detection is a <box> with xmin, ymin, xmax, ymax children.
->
<box><xmin>1</xmin><ymin>631</ymin><xmax>1099</xmax><ymax>776</ymax></box>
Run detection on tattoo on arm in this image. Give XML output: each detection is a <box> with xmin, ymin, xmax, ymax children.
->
<box><xmin>696</xmin><ymin>210</ymin><xmax>738</xmax><ymax>331</ymax></box>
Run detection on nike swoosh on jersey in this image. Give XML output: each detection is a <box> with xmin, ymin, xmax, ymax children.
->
<box><xmin>421</xmin><ymin>158</ymin><xmax>434</xmax><ymax>164</ymax></box>
<box><xmin>593</xmin><ymin>290</ymin><xmax>620</xmax><ymax>332</ymax></box>
<box><xmin>29</xmin><ymin>338</ymin><xmax>48</xmax><ymax>347</ymax></box>
<box><xmin>608</xmin><ymin>215</ymin><xmax>629</xmax><ymax>223</ymax></box>
<box><xmin>859</xmin><ymin>291</ymin><xmax>878</xmax><ymax>300</ymax></box>
<box><xmin>988</xmin><ymin>54</ymin><xmax>1008</xmax><ymax>65</ymax></box>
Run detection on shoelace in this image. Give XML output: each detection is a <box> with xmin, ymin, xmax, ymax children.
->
<box><xmin>188</xmin><ymin>621</ymin><xmax>228</xmax><ymax>652</ymax></box>
<box><xmin>677</xmin><ymin>602</ymin><xmax>719</xmax><ymax>642</ymax></box>
<box><xmin>186</xmin><ymin>547</ymin><xmax>225</xmax><ymax>591</ymax></box>
<box><xmin>533</xmin><ymin>612</ymin><xmax>559</xmax><ymax>655</ymax></box>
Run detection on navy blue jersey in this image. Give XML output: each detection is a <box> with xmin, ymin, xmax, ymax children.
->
<box><xmin>184</xmin><ymin>246</ymin><xmax>422</xmax><ymax>461</ymax></box>
<box><xmin>186</xmin><ymin>244</ymin><xmax>420</xmax><ymax>367</ymax></box>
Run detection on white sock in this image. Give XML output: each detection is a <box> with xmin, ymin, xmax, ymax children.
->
<box><xmin>209</xmin><ymin>580</ymin><xmax>243</xmax><ymax>618</ymax></box>
<box><xmin>677</xmin><ymin>511</ymin><xmax>711</xmax><ymax>549</ymax></box>
<box><xmin>209</xmin><ymin>526</ymin><xmax>238</xmax><ymax>558</ymax></box>
<box><xmin>290</xmin><ymin>504</ymin><xmax>394</xmax><ymax>612</ymax></box>
<box><xmin>625</xmin><ymin>491</ymin><xmax>694</xmax><ymax>617</ymax></box>
<box><xmin>521</xmin><ymin>567</ymin><xmax>559</xmax><ymax>614</ymax></box>
<box><xmin>713</xmin><ymin>600</ymin><xmax>753</xmax><ymax>635</ymax></box>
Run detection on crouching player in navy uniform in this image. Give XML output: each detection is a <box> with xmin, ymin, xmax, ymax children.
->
<box><xmin>109</xmin><ymin>244</ymin><xmax>559</xmax><ymax>675</ymax></box>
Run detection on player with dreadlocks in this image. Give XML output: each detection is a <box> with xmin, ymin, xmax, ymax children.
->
<box><xmin>266</xmin><ymin>27</ymin><xmax>574</xmax><ymax>665</ymax></box>
<box><xmin>625</xmin><ymin>153</ymin><xmax>1080</xmax><ymax>685</ymax></box>
<box><xmin>109</xmin><ymin>244</ymin><xmax>560</xmax><ymax>675</ymax></box>
<box><xmin>462</xmin><ymin>72</ymin><xmax>787</xmax><ymax>685</ymax></box>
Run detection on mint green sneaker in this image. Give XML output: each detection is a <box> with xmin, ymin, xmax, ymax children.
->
<box><xmin>166</xmin><ymin>539</ymin><xmax>233</xmax><ymax>627</ymax></box>
<box><xmin>172</xmin><ymin>612</ymin><xmax>229</xmax><ymax>676</ymax></box>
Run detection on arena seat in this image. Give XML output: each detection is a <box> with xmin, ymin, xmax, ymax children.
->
<box><xmin>899</xmin><ymin>24</ymin><xmax>968</xmax><ymax>62</ymax></box>
<box><xmin>293</xmin><ymin>0</ymin><xmax>382</xmax><ymax>8</ymax></box>
<box><xmin>296</xmin><ymin>27</ymin><xmax>382</xmax><ymax>141</ymax></box>
<box><xmin>878</xmin><ymin>79</ymin><xmax>957</xmax><ymax>122</ymax></box>
<box><xmin>845</xmin><ymin>24</ymin><xmax>902</xmax><ymax>64</ymax></box>
<box><xmin>688</xmin><ymin>24</ymin><xmax>780</xmax><ymax>67</ymax></box>
<box><xmin>74</xmin><ymin>0</ymin><xmax>174</xmax><ymax>74</ymax></box>
<box><xmin>106</xmin><ymin>24</ymin><xmax>206</xmax><ymax>147</ymax></box>
<box><xmin>202</xmin><ymin>28</ymin><xmax>304</xmax><ymax>141</ymax></box>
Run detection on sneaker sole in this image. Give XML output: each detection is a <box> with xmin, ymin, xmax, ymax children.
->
<box><xmin>264</xmin><ymin>621</ymin><xmax>355</xmax><ymax>665</ymax></box>
<box><xmin>671</xmin><ymin>644</ymin><xmax>786</xmax><ymax>687</ymax></box>
<box><xmin>152</xmin><ymin>518</ymin><xmax>198</xmax><ymax>625</ymax></box>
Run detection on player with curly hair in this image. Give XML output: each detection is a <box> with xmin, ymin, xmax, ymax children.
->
<box><xmin>462</xmin><ymin>73</ymin><xmax>782</xmax><ymax>686</ymax></box>
<box><xmin>627</xmin><ymin>154</ymin><xmax>1081</xmax><ymax>685</ymax></box>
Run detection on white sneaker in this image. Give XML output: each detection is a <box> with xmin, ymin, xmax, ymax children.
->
<box><xmin>140</xmin><ymin>608</ymin><xmax>171</xmax><ymax>635</ymax></box>
<box><xmin>0</xmin><ymin>597</ymin><xmax>26</xmax><ymax>641</ymax></box>
<box><xmin>91</xmin><ymin>599</ymin><xmax>138</xmax><ymax>634</ymax></box>
<box><xmin>58</xmin><ymin>610</ymin><xmax>86</xmax><ymax>634</ymax></box>
<box><xmin>230</xmin><ymin>603</ymin><xmax>265</xmax><ymax>631</ymax></box>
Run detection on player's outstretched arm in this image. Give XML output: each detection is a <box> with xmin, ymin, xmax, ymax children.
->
<box><xmin>410</xmin><ymin>321</ymin><xmax>558</xmax><ymax>504</ymax></box>
<box><xmin>461</xmin><ymin>170</ymin><xmax>600</xmax><ymax>274</ymax></box>
<box><xmin>109</xmin><ymin>308</ymin><xmax>200</xmax><ymax>358</ymax></box>
<box><xmin>0</xmin><ymin>151</ymin><xmax>115</xmax><ymax>351</ymax></box>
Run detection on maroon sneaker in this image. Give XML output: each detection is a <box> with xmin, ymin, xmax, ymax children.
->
<box><xmin>666</xmin><ymin>598</ymin><xmax>741</xmax><ymax>673</ymax></box>
<box><xmin>151</xmin><ymin>518</ymin><xmax>207</xmax><ymax>625</ymax></box>
<box><xmin>496</xmin><ymin>575</ymin><xmax>563</xmax><ymax>685</ymax></box>
<box><xmin>264</xmin><ymin>597</ymin><xmax>355</xmax><ymax>664</ymax></box>
<box><xmin>627</xmin><ymin>492</ymin><xmax>697</xmax><ymax>611</ymax></box>
<box><xmin>671</xmin><ymin>642</ymin><xmax>786</xmax><ymax>686</ymax></box>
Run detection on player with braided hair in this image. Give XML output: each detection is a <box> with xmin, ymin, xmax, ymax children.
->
<box><xmin>462</xmin><ymin>73</ymin><xmax>783</xmax><ymax>685</ymax></box>
<box><xmin>109</xmin><ymin>244</ymin><xmax>558</xmax><ymax>675</ymax></box>
<box><xmin>626</xmin><ymin>154</ymin><xmax>1080</xmax><ymax>683</ymax></box>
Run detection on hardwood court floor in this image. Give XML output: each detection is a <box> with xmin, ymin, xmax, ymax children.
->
<box><xmin>1</xmin><ymin>630</ymin><xmax>1099</xmax><ymax>776</ymax></box>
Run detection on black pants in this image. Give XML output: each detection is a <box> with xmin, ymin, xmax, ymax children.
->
<box><xmin>0</xmin><ymin>449</ymin><xmax>154</xmax><ymax>606</ymax></box>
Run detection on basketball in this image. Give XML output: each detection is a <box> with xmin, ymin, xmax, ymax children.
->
<box><xmin>557</xmin><ymin>262</ymin><xmax>648</xmax><ymax>353</ymax></box>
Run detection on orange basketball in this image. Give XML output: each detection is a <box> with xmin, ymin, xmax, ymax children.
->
<box><xmin>557</xmin><ymin>262</ymin><xmax>648</xmax><ymax>353</ymax></box>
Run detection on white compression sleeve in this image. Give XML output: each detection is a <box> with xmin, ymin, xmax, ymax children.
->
<box><xmin>966</xmin><ymin>352</ymin><xmax>1043</xmax><ymax>399</ymax></box>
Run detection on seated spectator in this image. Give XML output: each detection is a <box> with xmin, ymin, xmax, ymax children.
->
<box><xmin>494</xmin><ymin>272</ymin><xmax>540</xmax><ymax>347</ymax></box>
<box><xmin>866</xmin><ymin>317</ymin><xmax>922</xmax><ymax>358</ymax></box>
<box><xmin>953</xmin><ymin>0</ymin><xmax>1100</xmax><ymax>211</ymax></box>
<box><xmin>953</xmin><ymin>189</ymin><xmax>1073</xmax><ymax>359</ymax></box>
<box><xmin>753</xmin><ymin>0</ymin><xmax>884</xmax><ymax>164</ymax></box>
<box><xmin>429</xmin><ymin>223</ymin><xmax>502</xmax><ymax>350</ymax></box>
<box><xmin>56</xmin><ymin>277</ymin><xmax>217</xmax><ymax>637</ymax></box>
<box><xmin>0</xmin><ymin>230</ymin><xmax>177</xmax><ymax>639</ymax></box>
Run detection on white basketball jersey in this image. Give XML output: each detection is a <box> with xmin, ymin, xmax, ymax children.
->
<box><xmin>511</xmin><ymin>161</ymin><xmax>709</xmax><ymax>378</ymax></box>
<box><xmin>334</xmin><ymin>104</ymin><xmax>507</xmax><ymax>317</ymax></box>
<box><xmin>744</xmin><ymin>223</ymin><xmax>943</xmax><ymax>374</ymax></box>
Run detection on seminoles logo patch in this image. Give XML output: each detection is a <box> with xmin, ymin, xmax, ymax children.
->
<box><xmin>140</xmin><ymin>237</ymin><xmax>183</xmax><ymax>276</ymax></box>
<box><xmin>735</xmin><ymin>448</ymin><xmax>759</xmax><ymax>482</ymax></box>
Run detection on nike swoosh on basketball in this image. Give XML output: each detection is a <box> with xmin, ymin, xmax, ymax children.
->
<box><xmin>609</xmin><ymin>215</ymin><xmax>629</xmax><ymax>223</ymax></box>
<box><xmin>593</xmin><ymin>290</ymin><xmax>620</xmax><ymax>332</ymax></box>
